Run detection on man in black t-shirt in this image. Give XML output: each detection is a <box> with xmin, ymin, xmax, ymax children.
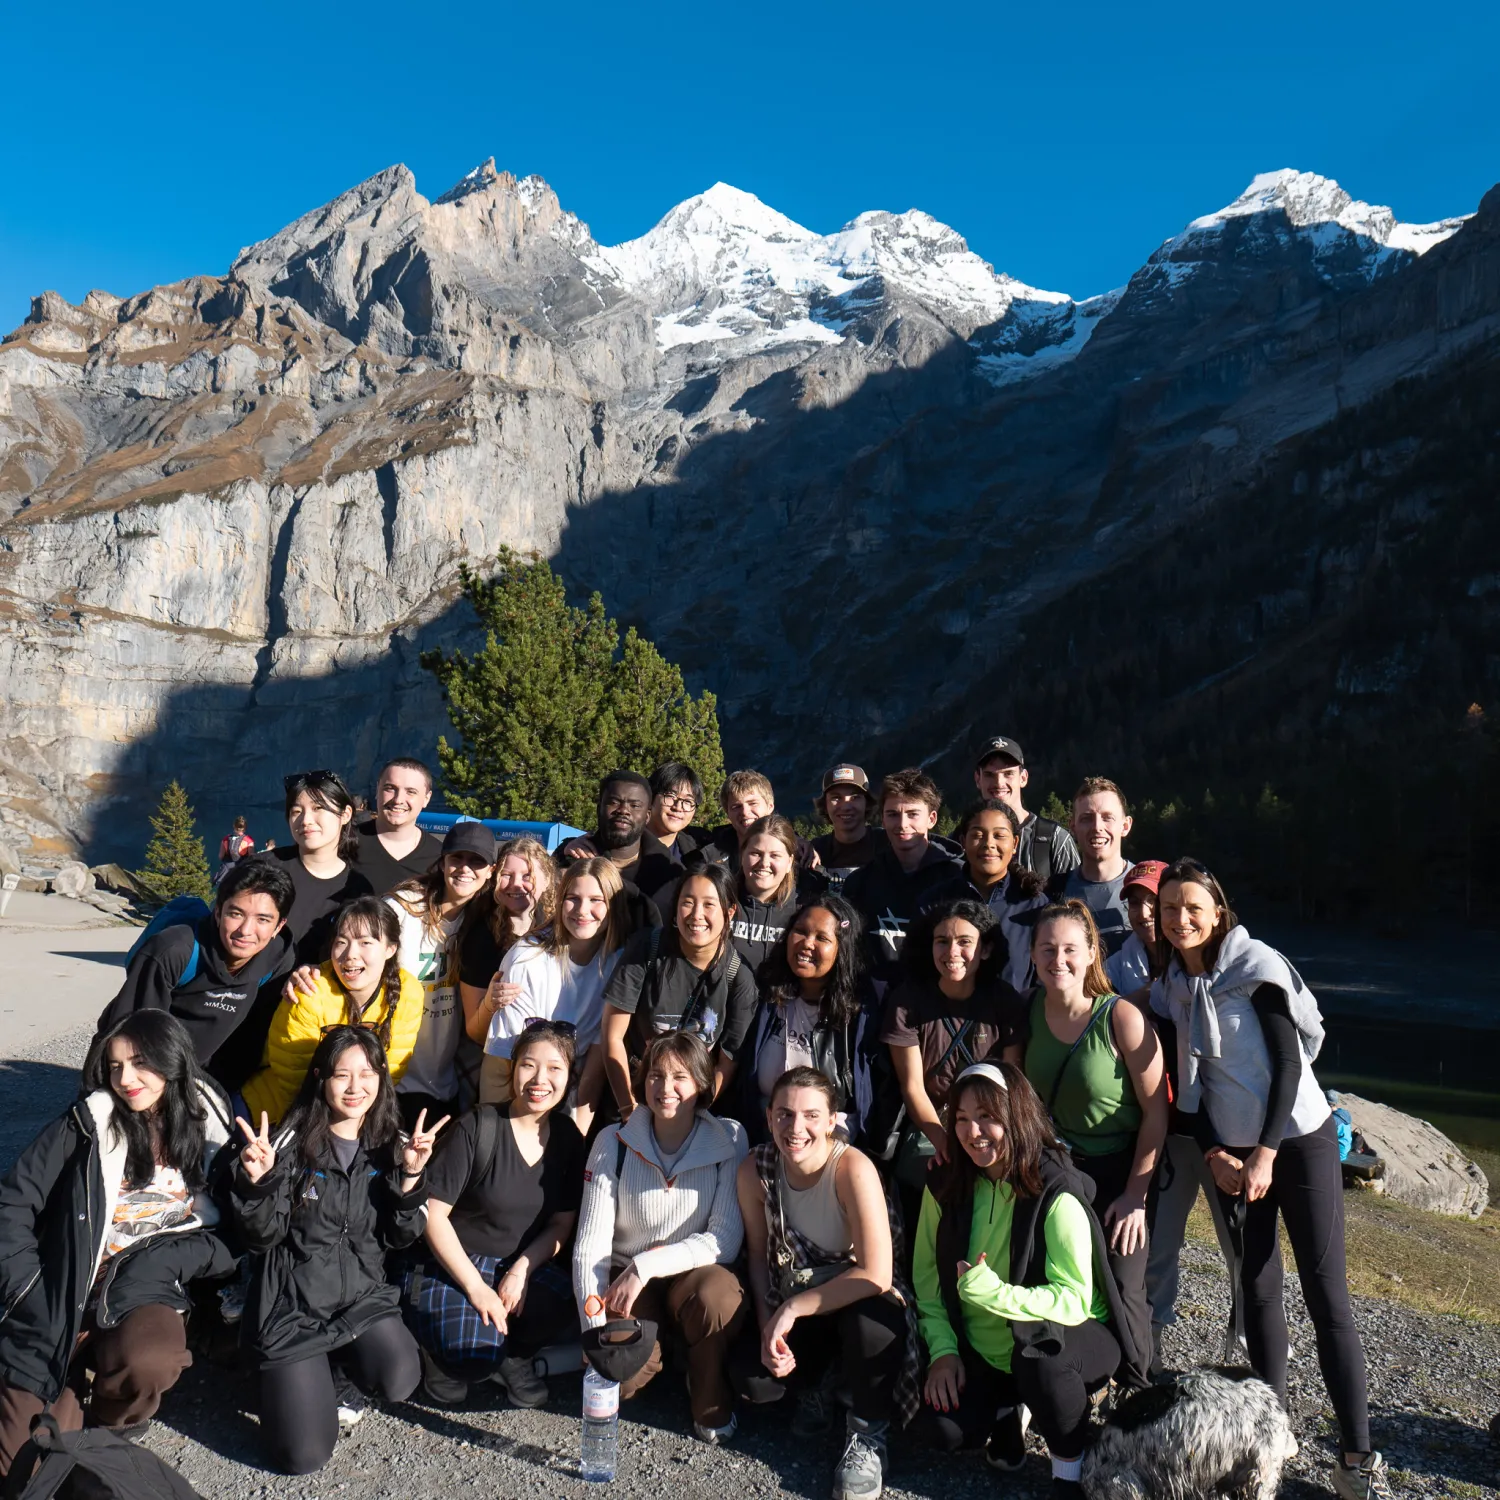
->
<box><xmin>809</xmin><ymin>763</ymin><xmax>885</xmax><ymax>894</ymax></box>
<box><xmin>356</xmin><ymin>757</ymin><xmax>443</xmax><ymax>894</ymax></box>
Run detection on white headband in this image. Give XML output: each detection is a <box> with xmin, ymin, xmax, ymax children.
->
<box><xmin>953</xmin><ymin>1062</ymin><xmax>1008</xmax><ymax>1092</ymax></box>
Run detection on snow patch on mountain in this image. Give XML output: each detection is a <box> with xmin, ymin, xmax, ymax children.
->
<box><xmin>972</xmin><ymin>289</ymin><xmax>1123</xmax><ymax>388</ymax></box>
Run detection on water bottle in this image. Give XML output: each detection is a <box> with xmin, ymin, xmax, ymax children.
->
<box><xmin>580</xmin><ymin>1366</ymin><xmax>619</xmax><ymax>1482</ymax></box>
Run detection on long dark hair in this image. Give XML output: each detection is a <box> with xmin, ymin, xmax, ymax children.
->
<box><xmin>329</xmin><ymin>897</ymin><xmax>405</xmax><ymax>1050</ymax></box>
<box><xmin>933</xmin><ymin>1062</ymin><xmax>1063</xmax><ymax>1206</ymax></box>
<box><xmin>283</xmin><ymin>1025</ymin><xmax>402</xmax><ymax>1169</ymax></box>
<box><xmin>1152</xmin><ymin>857</ymin><xmax>1239</xmax><ymax>975</ymax></box>
<box><xmin>82</xmin><ymin>1012</ymin><xmax>211</xmax><ymax>1192</ymax></box>
<box><xmin>954</xmin><ymin>799</ymin><xmax>1044</xmax><ymax>900</ymax></box>
<box><xmin>283</xmin><ymin>769</ymin><xmax>360</xmax><ymax>861</ymax></box>
<box><xmin>759</xmin><ymin>893</ymin><xmax>866</xmax><ymax>1028</ymax></box>
<box><xmin>903</xmin><ymin>897</ymin><xmax>1003</xmax><ymax>986</ymax></box>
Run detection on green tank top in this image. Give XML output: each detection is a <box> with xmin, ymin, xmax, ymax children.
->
<box><xmin>1024</xmin><ymin>990</ymin><xmax>1141</xmax><ymax>1157</ymax></box>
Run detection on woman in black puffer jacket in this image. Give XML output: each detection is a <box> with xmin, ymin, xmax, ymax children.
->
<box><xmin>231</xmin><ymin>1023</ymin><xmax>441</xmax><ymax>1474</ymax></box>
<box><xmin>0</xmin><ymin>1012</ymin><xmax>236</xmax><ymax>1478</ymax></box>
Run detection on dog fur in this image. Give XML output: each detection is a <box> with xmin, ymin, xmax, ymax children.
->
<box><xmin>1081</xmin><ymin>1366</ymin><xmax>1298</xmax><ymax>1500</ymax></box>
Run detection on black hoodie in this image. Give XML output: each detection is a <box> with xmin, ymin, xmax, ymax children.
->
<box><xmin>95</xmin><ymin>917</ymin><xmax>296</xmax><ymax>1092</ymax></box>
<box><xmin>842</xmin><ymin>836</ymin><xmax>964</xmax><ymax>983</ymax></box>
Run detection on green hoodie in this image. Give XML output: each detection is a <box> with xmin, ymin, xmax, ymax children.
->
<box><xmin>913</xmin><ymin>1177</ymin><xmax>1108</xmax><ymax>1372</ymax></box>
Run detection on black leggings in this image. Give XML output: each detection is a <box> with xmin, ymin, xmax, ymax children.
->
<box><xmin>259</xmin><ymin>1315</ymin><xmax>421</xmax><ymax>1474</ymax></box>
<box><xmin>1073</xmin><ymin>1146</ymin><xmax>1152</xmax><ymax>1391</ymax></box>
<box><xmin>731</xmin><ymin>1294</ymin><xmax>907</xmax><ymax>1425</ymax></box>
<box><xmin>1215</xmin><ymin>1115</ymin><xmax>1369</xmax><ymax>1454</ymax></box>
<box><xmin>918</xmin><ymin>1321</ymin><xmax>1120</xmax><ymax>1460</ymax></box>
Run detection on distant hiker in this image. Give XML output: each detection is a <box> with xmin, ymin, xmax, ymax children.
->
<box><xmin>923</xmin><ymin>800</ymin><xmax>1049</xmax><ymax>994</ymax></box>
<box><xmin>558</xmin><ymin>770</ymin><xmax>677</xmax><ymax>912</ymax></box>
<box><xmin>355</xmin><ymin>759</ymin><xmax>442</xmax><ymax>895</ymax></box>
<box><xmin>843</xmin><ymin>768</ymin><xmax>963</xmax><ymax>984</ymax></box>
<box><xmin>972</xmin><ymin>737</ymin><xmax>1080</xmax><ymax>882</ymax></box>
<box><xmin>810</xmin><ymin>764</ymin><xmax>886</xmax><ymax>894</ymax></box>
<box><xmin>265</xmin><ymin>770</ymin><xmax>375</xmax><ymax>965</ymax></box>
<box><xmin>1021</xmin><ymin>900</ymin><xmax>1166</xmax><ymax>1391</ymax></box>
<box><xmin>0</xmin><ymin>1012</ymin><xmax>236</xmax><ymax>1478</ymax></box>
<box><xmin>94</xmin><ymin>858</ymin><xmax>297</xmax><ymax>1095</ymax></box>
<box><xmin>214</xmin><ymin>816</ymin><xmax>256</xmax><ymax>884</ymax></box>
<box><xmin>1105</xmin><ymin>859</ymin><xmax>1167</xmax><ymax>994</ymax></box>
<box><xmin>1151</xmin><ymin>860</ymin><xmax>1386</xmax><ymax>1500</ymax></box>
<box><xmin>729</xmin><ymin>814</ymin><xmax>827</xmax><ymax>977</ymax></box>
<box><xmin>1051</xmin><ymin>777</ymin><xmax>1134</xmax><ymax>958</ymax></box>
<box><xmin>646</xmin><ymin>762</ymin><xmax>710</xmax><ymax>865</ymax></box>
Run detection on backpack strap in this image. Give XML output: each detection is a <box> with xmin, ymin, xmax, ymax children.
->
<box><xmin>178</xmin><ymin>940</ymin><xmax>201</xmax><ymax>987</ymax></box>
<box><xmin>1029</xmin><ymin>816</ymin><xmax>1056</xmax><ymax>883</ymax></box>
<box><xmin>468</xmin><ymin>1106</ymin><xmax>501</xmax><ymax>1194</ymax></box>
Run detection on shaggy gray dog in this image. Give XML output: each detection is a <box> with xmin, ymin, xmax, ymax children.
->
<box><xmin>1082</xmin><ymin>1367</ymin><xmax>1298</xmax><ymax>1500</ymax></box>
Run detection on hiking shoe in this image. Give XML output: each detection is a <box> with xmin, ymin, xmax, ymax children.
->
<box><xmin>1332</xmin><ymin>1452</ymin><xmax>1392</xmax><ymax>1500</ymax></box>
<box><xmin>985</xmin><ymin>1405</ymin><xmax>1029</xmax><ymax>1471</ymax></box>
<box><xmin>420</xmin><ymin>1349</ymin><xmax>469</xmax><ymax>1407</ymax></box>
<box><xmin>333</xmin><ymin>1373</ymin><xmax>366</xmax><ymax>1432</ymax></box>
<box><xmin>495</xmin><ymin>1353</ymin><xmax>549</xmax><ymax>1409</ymax></box>
<box><xmin>832</xmin><ymin>1416</ymin><xmax>887</xmax><ymax>1500</ymax></box>
<box><xmin>693</xmin><ymin>1411</ymin><xmax>738</xmax><ymax>1445</ymax></box>
<box><xmin>794</xmin><ymin>1387</ymin><xmax>833</xmax><ymax>1436</ymax></box>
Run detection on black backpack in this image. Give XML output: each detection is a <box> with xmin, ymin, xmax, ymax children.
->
<box><xmin>5</xmin><ymin>1416</ymin><xmax>205</xmax><ymax>1500</ymax></box>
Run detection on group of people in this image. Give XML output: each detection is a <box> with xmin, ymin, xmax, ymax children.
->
<box><xmin>0</xmin><ymin>743</ymin><xmax>1389</xmax><ymax>1500</ymax></box>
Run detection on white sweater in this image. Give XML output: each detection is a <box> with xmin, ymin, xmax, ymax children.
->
<box><xmin>572</xmin><ymin>1107</ymin><xmax>747</xmax><ymax>1327</ymax></box>
<box><xmin>486</xmin><ymin>936</ymin><xmax>622</xmax><ymax>1057</ymax></box>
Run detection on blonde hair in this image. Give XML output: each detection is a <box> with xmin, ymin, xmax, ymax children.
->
<box><xmin>720</xmin><ymin>768</ymin><xmax>774</xmax><ymax>812</ymax></box>
<box><xmin>738</xmin><ymin>814</ymin><xmax>798</xmax><ymax>906</ymax></box>
<box><xmin>1032</xmin><ymin>899</ymin><xmax>1114</xmax><ymax>999</ymax></box>
<box><xmin>548</xmin><ymin>857</ymin><xmax>626</xmax><ymax>963</ymax></box>
<box><xmin>488</xmin><ymin>837</ymin><xmax>557</xmax><ymax>950</ymax></box>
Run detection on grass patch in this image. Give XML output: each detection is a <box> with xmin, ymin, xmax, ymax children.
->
<box><xmin>1184</xmin><ymin>1192</ymin><xmax>1500</xmax><ymax>1324</ymax></box>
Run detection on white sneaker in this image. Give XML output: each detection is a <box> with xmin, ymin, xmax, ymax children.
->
<box><xmin>693</xmin><ymin>1411</ymin><xmax>738</xmax><ymax>1445</ymax></box>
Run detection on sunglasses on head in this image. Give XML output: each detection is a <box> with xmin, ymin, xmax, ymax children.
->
<box><xmin>284</xmin><ymin>769</ymin><xmax>339</xmax><ymax>791</ymax></box>
<box><xmin>523</xmin><ymin>1018</ymin><xmax>577</xmax><ymax>1037</ymax></box>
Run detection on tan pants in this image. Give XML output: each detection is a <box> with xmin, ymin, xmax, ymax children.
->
<box><xmin>618</xmin><ymin>1264</ymin><xmax>748</xmax><ymax>1428</ymax></box>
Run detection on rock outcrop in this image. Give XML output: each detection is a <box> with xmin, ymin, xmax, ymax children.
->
<box><xmin>1340</xmin><ymin>1093</ymin><xmax>1490</xmax><ymax>1219</ymax></box>
<box><xmin>0</xmin><ymin>161</ymin><xmax>1491</xmax><ymax>861</ymax></box>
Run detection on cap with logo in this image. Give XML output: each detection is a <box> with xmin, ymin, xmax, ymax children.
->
<box><xmin>442</xmin><ymin>819</ymin><xmax>498</xmax><ymax>864</ymax></box>
<box><xmin>1122</xmin><ymin>859</ymin><xmax>1168</xmax><ymax>895</ymax></box>
<box><xmin>974</xmin><ymin>736</ymin><xmax>1025</xmax><ymax>770</ymax></box>
<box><xmin>821</xmin><ymin>764</ymin><xmax>871</xmax><ymax>794</ymax></box>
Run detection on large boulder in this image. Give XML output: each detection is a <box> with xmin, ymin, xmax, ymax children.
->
<box><xmin>1337</xmin><ymin>1092</ymin><xmax>1489</xmax><ymax>1219</ymax></box>
<box><xmin>52</xmin><ymin>860</ymin><xmax>92</xmax><ymax>898</ymax></box>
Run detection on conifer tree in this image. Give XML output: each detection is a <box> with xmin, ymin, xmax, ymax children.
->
<box><xmin>135</xmin><ymin>780</ymin><xmax>214</xmax><ymax>903</ymax></box>
<box><xmin>422</xmin><ymin>548</ymin><xmax>724</xmax><ymax>827</ymax></box>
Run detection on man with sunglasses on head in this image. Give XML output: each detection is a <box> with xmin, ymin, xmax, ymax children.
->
<box><xmin>357</xmin><ymin>757</ymin><xmax>443</xmax><ymax>894</ymax></box>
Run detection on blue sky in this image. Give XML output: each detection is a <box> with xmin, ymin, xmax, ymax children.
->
<box><xmin>3</xmin><ymin>0</ymin><xmax>1497</xmax><ymax>328</ymax></box>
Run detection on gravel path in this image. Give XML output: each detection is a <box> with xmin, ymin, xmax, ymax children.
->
<box><xmin>4</xmin><ymin>1035</ymin><xmax>1496</xmax><ymax>1498</ymax></box>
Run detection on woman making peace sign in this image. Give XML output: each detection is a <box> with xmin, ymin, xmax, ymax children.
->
<box><xmin>232</xmin><ymin>1024</ymin><xmax>445</xmax><ymax>1474</ymax></box>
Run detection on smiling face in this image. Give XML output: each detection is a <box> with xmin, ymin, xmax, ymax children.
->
<box><xmin>952</xmin><ymin>1083</ymin><xmax>1007</xmax><ymax>1176</ymax></box>
<box><xmin>442</xmin><ymin>851</ymin><xmax>492</xmax><ymax>906</ymax></box>
<box><xmin>330</xmin><ymin>921</ymin><xmax>398</xmax><ymax>999</ymax></box>
<box><xmin>106</xmin><ymin>1036</ymin><xmax>167</xmax><ymax>1114</ymax></box>
<box><xmin>933</xmin><ymin>915</ymin><xmax>987</xmax><ymax>991</ymax></box>
<box><xmin>510</xmin><ymin>1038</ymin><xmax>571</xmax><ymax>1117</ymax></box>
<box><xmin>650</xmin><ymin>781</ymin><xmax>699</xmax><ymax>838</ymax></box>
<box><xmin>323</xmin><ymin>1042</ymin><xmax>380</xmax><ymax>1123</ymax></box>
<box><xmin>883</xmin><ymin>796</ymin><xmax>938</xmax><ymax>850</ymax></box>
<box><xmin>1071</xmin><ymin>790</ymin><xmax>1132</xmax><ymax>868</ymax></box>
<box><xmin>1032</xmin><ymin>913</ymin><xmax>1095</xmax><ymax>998</ymax></box>
<box><xmin>824</xmin><ymin>786</ymin><xmax>869</xmax><ymax>840</ymax></box>
<box><xmin>1158</xmin><ymin>879</ymin><xmax>1221</xmax><ymax>958</ymax></box>
<box><xmin>644</xmin><ymin>1050</ymin><xmax>700</xmax><ymax>1124</ymax></box>
<box><xmin>974</xmin><ymin>758</ymin><xmax>1027</xmax><ymax>814</ymax></box>
<box><xmin>786</xmin><ymin>906</ymin><xmax>840</xmax><ymax>988</ymax></box>
<box><xmin>676</xmin><ymin>875</ymin><xmax>729</xmax><ymax>953</ymax></box>
<box><xmin>725</xmin><ymin>788</ymin><xmax>772</xmax><ymax>836</ymax></box>
<box><xmin>1125</xmin><ymin>886</ymin><xmax>1158</xmax><ymax>947</ymax></box>
<box><xmin>287</xmin><ymin>789</ymin><xmax>352</xmax><ymax>856</ymax></box>
<box><xmin>963</xmin><ymin>809</ymin><xmax>1017</xmax><ymax>885</ymax></box>
<box><xmin>496</xmin><ymin>852</ymin><xmax>541</xmax><ymax>916</ymax></box>
<box><xmin>376</xmin><ymin>766</ymin><xmax>432</xmax><ymax>831</ymax></box>
<box><xmin>768</xmin><ymin>1083</ymin><xmax>836</xmax><ymax>1165</ymax></box>
<box><xmin>560</xmin><ymin>873</ymin><xmax>610</xmax><ymax>944</ymax></box>
<box><xmin>217</xmin><ymin>890</ymin><xmax>285</xmax><ymax>967</ymax></box>
<box><xmin>741</xmin><ymin>831</ymin><xmax>792</xmax><ymax>898</ymax></box>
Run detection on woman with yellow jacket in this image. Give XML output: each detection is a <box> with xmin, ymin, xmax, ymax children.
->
<box><xmin>242</xmin><ymin>898</ymin><xmax>423</xmax><ymax>1127</ymax></box>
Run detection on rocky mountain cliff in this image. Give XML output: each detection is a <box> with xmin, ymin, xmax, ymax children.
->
<box><xmin>0</xmin><ymin>160</ymin><xmax>1489</xmax><ymax>862</ymax></box>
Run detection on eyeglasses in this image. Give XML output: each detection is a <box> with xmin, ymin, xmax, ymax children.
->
<box><xmin>661</xmin><ymin>795</ymin><xmax>697</xmax><ymax>812</ymax></box>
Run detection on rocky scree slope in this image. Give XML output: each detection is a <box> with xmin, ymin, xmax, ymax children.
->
<box><xmin>0</xmin><ymin>161</ymin><xmax>1480</xmax><ymax>858</ymax></box>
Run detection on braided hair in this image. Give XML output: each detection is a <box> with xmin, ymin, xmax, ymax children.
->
<box><xmin>329</xmin><ymin>896</ymin><xmax>405</xmax><ymax>1051</ymax></box>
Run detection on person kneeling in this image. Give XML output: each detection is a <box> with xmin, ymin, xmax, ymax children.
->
<box><xmin>412</xmin><ymin>1022</ymin><xmax>585</xmax><ymax>1407</ymax></box>
<box><xmin>231</xmin><ymin>1025</ymin><xmax>442</xmax><ymax>1475</ymax></box>
<box><xmin>914</xmin><ymin>1062</ymin><xmax>1146</xmax><ymax>1500</ymax></box>
<box><xmin>735</xmin><ymin>1068</ymin><xmax>922</xmax><ymax>1500</ymax></box>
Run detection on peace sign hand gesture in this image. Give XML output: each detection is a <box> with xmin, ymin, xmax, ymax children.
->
<box><xmin>401</xmin><ymin>1109</ymin><xmax>450</xmax><ymax>1178</ymax></box>
<box><xmin>236</xmin><ymin>1112</ymin><xmax>276</xmax><ymax>1184</ymax></box>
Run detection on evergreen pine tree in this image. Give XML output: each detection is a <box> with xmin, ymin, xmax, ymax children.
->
<box><xmin>422</xmin><ymin>548</ymin><xmax>724</xmax><ymax>826</ymax></box>
<box><xmin>135</xmin><ymin>780</ymin><xmax>214</xmax><ymax>903</ymax></box>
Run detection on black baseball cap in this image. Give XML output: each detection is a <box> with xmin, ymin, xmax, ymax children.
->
<box><xmin>821</xmin><ymin>763</ymin><xmax>871</xmax><ymax>794</ymax></box>
<box><xmin>975</xmin><ymin>736</ymin><xmax>1025</xmax><ymax>769</ymax></box>
<box><xmin>442</xmin><ymin>820</ymin><xmax>498</xmax><ymax>863</ymax></box>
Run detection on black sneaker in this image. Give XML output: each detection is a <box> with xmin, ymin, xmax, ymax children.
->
<box><xmin>333</xmin><ymin>1373</ymin><xmax>366</xmax><ymax>1433</ymax></box>
<box><xmin>984</xmin><ymin>1405</ymin><xmax>1029</xmax><ymax>1471</ymax></box>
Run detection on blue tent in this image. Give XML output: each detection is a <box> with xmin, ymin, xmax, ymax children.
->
<box><xmin>416</xmin><ymin>811</ymin><xmax>585</xmax><ymax>854</ymax></box>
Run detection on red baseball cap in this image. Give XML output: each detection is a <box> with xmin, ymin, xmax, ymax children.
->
<box><xmin>1122</xmin><ymin>860</ymin><xmax>1167</xmax><ymax>895</ymax></box>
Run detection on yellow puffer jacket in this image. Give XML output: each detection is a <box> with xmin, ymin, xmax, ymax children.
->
<box><xmin>240</xmin><ymin>963</ymin><xmax>425</xmax><ymax>1127</ymax></box>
